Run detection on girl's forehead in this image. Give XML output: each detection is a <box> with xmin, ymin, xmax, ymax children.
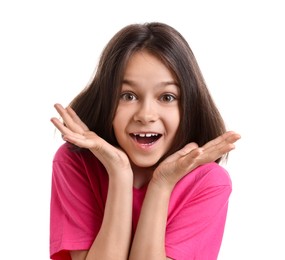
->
<box><xmin>124</xmin><ymin>51</ymin><xmax>174</xmax><ymax>77</ymax></box>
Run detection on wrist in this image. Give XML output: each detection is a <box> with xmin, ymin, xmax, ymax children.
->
<box><xmin>108</xmin><ymin>168</ymin><xmax>134</xmax><ymax>187</ymax></box>
<box><xmin>148</xmin><ymin>178</ymin><xmax>173</xmax><ymax>198</ymax></box>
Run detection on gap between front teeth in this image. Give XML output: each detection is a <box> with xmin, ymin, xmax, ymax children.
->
<box><xmin>136</xmin><ymin>133</ymin><xmax>158</xmax><ymax>137</ymax></box>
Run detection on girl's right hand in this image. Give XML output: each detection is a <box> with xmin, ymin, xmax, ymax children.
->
<box><xmin>51</xmin><ymin>104</ymin><xmax>132</xmax><ymax>175</ymax></box>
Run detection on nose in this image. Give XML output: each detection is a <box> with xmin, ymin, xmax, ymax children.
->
<box><xmin>133</xmin><ymin>100</ymin><xmax>158</xmax><ymax>124</ymax></box>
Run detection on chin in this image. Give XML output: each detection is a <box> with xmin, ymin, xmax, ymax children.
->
<box><xmin>130</xmin><ymin>158</ymin><xmax>160</xmax><ymax>169</ymax></box>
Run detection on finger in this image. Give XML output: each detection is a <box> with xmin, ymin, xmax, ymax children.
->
<box><xmin>54</xmin><ymin>103</ymin><xmax>86</xmax><ymax>134</ymax></box>
<box><xmin>202</xmin><ymin>131</ymin><xmax>241</xmax><ymax>156</ymax></box>
<box><xmin>198</xmin><ymin>140</ymin><xmax>238</xmax><ymax>165</ymax></box>
<box><xmin>61</xmin><ymin>132</ymin><xmax>95</xmax><ymax>148</ymax></box>
<box><xmin>183</xmin><ymin>133</ymin><xmax>240</xmax><ymax>169</ymax></box>
<box><xmin>202</xmin><ymin>131</ymin><xmax>240</xmax><ymax>150</ymax></box>
<box><xmin>50</xmin><ymin>117</ymin><xmax>80</xmax><ymax>137</ymax></box>
<box><xmin>162</xmin><ymin>142</ymin><xmax>198</xmax><ymax>164</ymax></box>
<box><xmin>179</xmin><ymin>147</ymin><xmax>203</xmax><ymax>170</ymax></box>
<box><xmin>180</xmin><ymin>148</ymin><xmax>220</xmax><ymax>173</ymax></box>
<box><xmin>51</xmin><ymin>117</ymin><xmax>97</xmax><ymax>147</ymax></box>
<box><xmin>66</xmin><ymin>106</ymin><xmax>89</xmax><ymax>131</ymax></box>
<box><xmin>198</xmin><ymin>148</ymin><xmax>230</xmax><ymax>164</ymax></box>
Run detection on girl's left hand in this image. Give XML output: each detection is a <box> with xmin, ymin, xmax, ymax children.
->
<box><xmin>151</xmin><ymin>131</ymin><xmax>241</xmax><ymax>191</ymax></box>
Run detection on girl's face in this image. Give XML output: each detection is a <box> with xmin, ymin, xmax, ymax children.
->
<box><xmin>113</xmin><ymin>51</ymin><xmax>180</xmax><ymax>168</ymax></box>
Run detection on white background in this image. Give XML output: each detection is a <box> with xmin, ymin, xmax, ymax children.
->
<box><xmin>0</xmin><ymin>0</ymin><xmax>284</xmax><ymax>259</ymax></box>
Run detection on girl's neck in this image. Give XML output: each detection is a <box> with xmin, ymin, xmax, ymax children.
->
<box><xmin>131</xmin><ymin>163</ymin><xmax>154</xmax><ymax>189</ymax></box>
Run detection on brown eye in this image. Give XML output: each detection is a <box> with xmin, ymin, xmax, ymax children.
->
<box><xmin>160</xmin><ymin>94</ymin><xmax>176</xmax><ymax>102</ymax></box>
<box><xmin>120</xmin><ymin>92</ymin><xmax>137</xmax><ymax>101</ymax></box>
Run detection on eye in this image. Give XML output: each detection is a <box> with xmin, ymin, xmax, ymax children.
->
<box><xmin>160</xmin><ymin>93</ymin><xmax>176</xmax><ymax>102</ymax></box>
<box><xmin>120</xmin><ymin>92</ymin><xmax>137</xmax><ymax>101</ymax></box>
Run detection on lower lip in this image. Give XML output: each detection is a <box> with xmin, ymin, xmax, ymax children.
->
<box><xmin>131</xmin><ymin>137</ymin><xmax>160</xmax><ymax>151</ymax></box>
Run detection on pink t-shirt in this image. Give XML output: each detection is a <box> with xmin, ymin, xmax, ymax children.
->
<box><xmin>50</xmin><ymin>142</ymin><xmax>232</xmax><ymax>260</ymax></box>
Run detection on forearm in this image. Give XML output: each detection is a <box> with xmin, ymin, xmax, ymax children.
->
<box><xmin>129</xmin><ymin>181</ymin><xmax>172</xmax><ymax>260</ymax></box>
<box><xmin>86</xmin><ymin>174</ymin><xmax>133</xmax><ymax>260</ymax></box>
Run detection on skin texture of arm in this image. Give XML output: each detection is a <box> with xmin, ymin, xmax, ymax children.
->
<box><xmin>51</xmin><ymin>104</ymin><xmax>134</xmax><ymax>260</ymax></box>
<box><xmin>70</xmin><ymin>176</ymin><xmax>133</xmax><ymax>260</ymax></box>
<box><xmin>51</xmin><ymin>104</ymin><xmax>241</xmax><ymax>260</ymax></box>
<box><xmin>129</xmin><ymin>132</ymin><xmax>239</xmax><ymax>259</ymax></box>
<box><xmin>128</xmin><ymin>181</ymin><xmax>172</xmax><ymax>259</ymax></box>
<box><xmin>84</xmin><ymin>174</ymin><xmax>133</xmax><ymax>260</ymax></box>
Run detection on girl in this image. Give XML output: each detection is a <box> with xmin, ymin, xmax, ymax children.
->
<box><xmin>50</xmin><ymin>22</ymin><xmax>240</xmax><ymax>260</ymax></box>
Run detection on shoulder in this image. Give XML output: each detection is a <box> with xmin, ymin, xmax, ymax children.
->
<box><xmin>52</xmin><ymin>142</ymin><xmax>107</xmax><ymax>181</ymax></box>
<box><xmin>168</xmin><ymin>162</ymin><xmax>232</xmax><ymax>218</ymax></box>
<box><xmin>184</xmin><ymin>162</ymin><xmax>231</xmax><ymax>187</ymax></box>
<box><xmin>166</xmin><ymin>164</ymin><xmax>233</xmax><ymax>259</ymax></box>
<box><xmin>53</xmin><ymin>142</ymin><xmax>100</xmax><ymax>167</ymax></box>
<box><xmin>172</xmin><ymin>162</ymin><xmax>232</xmax><ymax>198</ymax></box>
<box><xmin>193</xmin><ymin>162</ymin><xmax>232</xmax><ymax>187</ymax></box>
<box><xmin>53</xmin><ymin>142</ymin><xmax>86</xmax><ymax>163</ymax></box>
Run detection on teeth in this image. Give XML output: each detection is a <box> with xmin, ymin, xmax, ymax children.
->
<box><xmin>135</xmin><ymin>133</ymin><xmax>158</xmax><ymax>137</ymax></box>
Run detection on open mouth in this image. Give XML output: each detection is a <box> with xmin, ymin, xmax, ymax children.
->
<box><xmin>130</xmin><ymin>133</ymin><xmax>162</xmax><ymax>145</ymax></box>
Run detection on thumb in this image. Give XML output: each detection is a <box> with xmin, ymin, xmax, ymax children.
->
<box><xmin>163</xmin><ymin>142</ymin><xmax>199</xmax><ymax>164</ymax></box>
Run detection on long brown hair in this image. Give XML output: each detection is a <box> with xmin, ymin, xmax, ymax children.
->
<box><xmin>69</xmin><ymin>22</ymin><xmax>226</xmax><ymax>162</ymax></box>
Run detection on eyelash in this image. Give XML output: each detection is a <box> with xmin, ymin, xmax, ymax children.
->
<box><xmin>160</xmin><ymin>94</ymin><xmax>177</xmax><ymax>102</ymax></box>
<box><xmin>120</xmin><ymin>92</ymin><xmax>177</xmax><ymax>102</ymax></box>
<box><xmin>120</xmin><ymin>92</ymin><xmax>137</xmax><ymax>101</ymax></box>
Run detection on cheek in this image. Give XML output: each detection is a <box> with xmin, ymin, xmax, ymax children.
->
<box><xmin>168</xmin><ymin>108</ymin><xmax>181</xmax><ymax>133</ymax></box>
<box><xmin>112</xmin><ymin>116</ymin><xmax>121</xmax><ymax>137</ymax></box>
<box><xmin>112</xmin><ymin>107</ymin><xmax>127</xmax><ymax>136</ymax></box>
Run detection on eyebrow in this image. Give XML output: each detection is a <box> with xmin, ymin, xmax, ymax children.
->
<box><xmin>122</xmin><ymin>79</ymin><xmax>179</xmax><ymax>88</ymax></box>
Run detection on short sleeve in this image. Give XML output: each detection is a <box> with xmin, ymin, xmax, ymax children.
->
<box><xmin>165</xmin><ymin>163</ymin><xmax>232</xmax><ymax>260</ymax></box>
<box><xmin>50</xmin><ymin>143</ymin><xmax>107</xmax><ymax>260</ymax></box>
